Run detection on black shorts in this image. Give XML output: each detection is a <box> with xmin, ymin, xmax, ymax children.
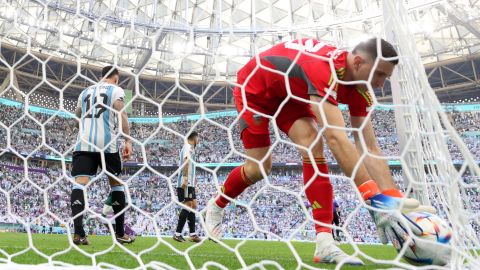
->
<box><xmin>177</xmin><ymin>187</ymin><xmax>196</xmax><ymax>202</ymax></box>
<box><xmin>71</xmin><ymin>151</ymin><xmax>122</xmax><ymax>177</ymax></box>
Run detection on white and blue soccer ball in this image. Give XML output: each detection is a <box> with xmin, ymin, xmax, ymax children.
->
<box><xmin>391</xmin><ymin>211</ymin><xmax>453</xmax><ymax>266</ymax></box>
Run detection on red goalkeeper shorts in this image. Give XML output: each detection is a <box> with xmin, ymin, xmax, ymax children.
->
<box><xmin>233</xmin><ymin>87</ymin><xmax>316</xmax><ymax>149</ymax></box>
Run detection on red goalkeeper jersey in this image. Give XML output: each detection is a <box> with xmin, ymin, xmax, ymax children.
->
<box><xmin>235</xmin><ymin>38</ymin><xmax>373</xmax><ymax>117</ymax></box>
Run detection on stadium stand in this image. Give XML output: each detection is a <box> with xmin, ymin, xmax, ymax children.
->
<box><xmin>0</xmin><ymin>99</ymin><xmax>478</xmax><ymax>242</ymax></box>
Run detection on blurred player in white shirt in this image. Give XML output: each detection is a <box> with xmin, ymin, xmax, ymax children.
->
<box><xmin>173</xmin><ymin>131</ymin><xmax>201</xmax><ymax>243</ymax></box>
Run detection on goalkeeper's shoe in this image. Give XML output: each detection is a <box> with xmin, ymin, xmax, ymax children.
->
<box><xmin>205</xmin><ymin>198</ymin><xmax>225</xmax><ymax>241</ymax></box>
<box><xmin>116</xmin><ymin>234</ymin><xmax>135</xmax><ymax>244</ymax></box>
<box><xmin>73</xmin><ymin>234</ymin><xmax>89</xmax><ymax>245</ymax></box>
<box><xmin>313</xmin><ymin>233</ymin><xmax>364</xmax><ymax>265</ymax></box>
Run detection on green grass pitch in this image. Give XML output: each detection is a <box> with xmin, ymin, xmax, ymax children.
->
<box><xmin>0</xmin><ymin>233</ymin><xmax>407</xmax><ymax>269</ymax></box>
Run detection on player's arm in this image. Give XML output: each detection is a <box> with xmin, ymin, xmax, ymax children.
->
<box><xmin>74</xmin><ymin>106</ymin><xmax>82</xmax><ymax>128</ymax></box>
<box><xmin>310</xmin><ymin>95</ymin><xmax>424</xmax><ymax>244</ymax></box>
<box><xmin>181</xmin><ymin>155</ymin><xmax>190</xmax><ymax>189</ymax></box>
<box><xmin>181</xmin><ymin>145</ymin><xmax>194</xmax><ymax>189</ymax></box>
<box><xmin>351</xmin><ymin>116</ymin><xmax>435</xmax><ymax>214</ymax></box>
<box><xmin>75</xmin><ymin>106</ymin><xmax>82</xmax><ymax>118</ymax></box>
<box><xmin>350</xmin><ymin>116</ymin><xmax>396</xmax><ymax>190</ymax></box>
<box><xmin>300</xmin><ymin>61</ymin><xmax>371</xmax><ymax>186</ymax></box>
<box><xmin>306</xmin><ymin>65</ymin><xmax>429</xmax><ymax>222</ymax></box>
<box><xmin>112</xmin><ymin>99</ymin><xmax>132</xmax><ymax>161</ymax></box>
<box><xmin>74</xmin><ymin>93</ymin><xmax>83</xmax><ymax>128</ymax></box>
<box><xmin>309</xmin><ymin>95</ymin><xmax>371</xmax><ymax>186</ymax></box>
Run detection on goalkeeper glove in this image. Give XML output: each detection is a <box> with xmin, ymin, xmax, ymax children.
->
<box><xmin>382</xmin><ymin>188</ymin><xmax>436</xmax><ymax>214</ymax></box>
<box><xmin>359</xmin><ymin>180</ymin><xmax>423</xmax><ymax>245</ymax></box>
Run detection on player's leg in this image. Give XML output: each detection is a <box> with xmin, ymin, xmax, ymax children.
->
<box><xmin>290</xmin><ymin>120</ymin><xmax>361</xmax><ymax>265</ymax></box>
<box><xmin>101</xmin><ymin>192</ymin><xmax>116</xmax><ymax>232</ymax></box>
<box><xmin>108</xmin><ymin>179</ymin><xmax>133</xmax><ymax>243</ymax></box>
<box><xmin>206</xmin><ymin>145</ymin><xmax>271</xmax><ymax>240</ymax></box>
<box><xmin>277</xmin><ymin>101</ymin><xmax>334</xmax><ymax>236</ymax></box>
<box><xmin>215</xmin><ymin>97</ymin><xmax>273</xmax><ymax>209</ymax></box>
<box><xmin>174</xmin><ymin>189</ymin><xmax>190</xmax><ymax>242</ymax></box>
<box><xmin>187</xmin><ymin>191</ymin><xmax>201</xmax><ymax>243</ymax></box>
<box><xmin>287</xmin><ymin>118</ymin><xmax>334</xmax><ymax>235</ymax></box>
<box><xmin>278</xmin><ymin>102</ymin><xmax>363</xmax><ymax>265</ymax></box>
<box><xmin>215</xmin><ymin>145</ymin><xmax>271</xmax><ymax>208</ymax></box>
<box><xmin>216</xmin><ymin>88</ymin><xmax>278</xmax><ymax>208</ymax></box>
<box><xmin>71</xmin><ymin>177</ymin><xmax>88</xmax><ymax>243</ymax></box>
<box><xmin>312</xmin><ymin>100</ymin><xmax>371</xmax><ymax>185</ymax></box>
<box><xmin>70</xmin><ymin>151</ymin><xmax>97</xmax><ymax>245</ymax></box>
<box><xmin>332</xmin><ymin>211</ymin><xmax>340</xmax><ymax>241</ymax></box>
<box><xmin>105</xmin><ymin>152</ymin><xmax>133</xmax><ymax>244</ymax></box>
<box><xmin>206</xmin><ymin>89</ymin><xmax>274</xmax><ymax>240</ymax></box>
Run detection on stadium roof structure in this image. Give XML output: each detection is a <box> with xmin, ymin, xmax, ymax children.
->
<box><xmin>0</xmin><ymin>0</ymin><xmax>479</xmax><ymax>113</ymax></box>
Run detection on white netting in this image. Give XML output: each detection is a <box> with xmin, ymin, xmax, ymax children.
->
<box><xmin>384</xmin><ymin>1</ymin><xmax>480</xmax><ymax>267</ymax></box>
<box><xmin>0</xmin><ymin>0</ymin><xmax>479</xmax><ymax>269</ymax></box>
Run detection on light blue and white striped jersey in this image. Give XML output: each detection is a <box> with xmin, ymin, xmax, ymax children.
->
<box><xmin>75</xmin><ymin>82</ymin><xmax>125</xmax><ymax>153</ymax></box>
<box><xmin>177</xmin><ymin>143</ymin><xmax>196</xmax><ymax>187</ymax></box>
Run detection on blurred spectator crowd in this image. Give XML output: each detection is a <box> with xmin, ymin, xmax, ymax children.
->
<box><xmin>0</xmin><ymin>104</ymin><xmax>479</xmax><ymax>164</ymax></box>
<box><xmin>0</xmin><ymin>102</ymin><xmax>479</xmax><ymax>243</ymax></box>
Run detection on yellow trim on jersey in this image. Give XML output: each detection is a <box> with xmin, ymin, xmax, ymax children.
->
<box><xmin>328</xmin><ymin>68</ymin><xmax>345</xmax><ymax>88</ymax></box>
<box><xmin>336</xmin><ymin>67</ymin><xmax>345</xmax><ymax>79</ymax></box>
<box><xmin>357</xmin><ymin>89</ymin><xmax>374</xmax><ymax>106</ymax></box>
<box><xmin>327</xmin><ymin>73</ymin><xmax>334</xmax><ymax>86</ymax></box>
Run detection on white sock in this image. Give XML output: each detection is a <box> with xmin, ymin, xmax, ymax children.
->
<box><xmin>316</xmin><ymin>232</ymin><xmax>335</xmax><ymax>250</ymax></box>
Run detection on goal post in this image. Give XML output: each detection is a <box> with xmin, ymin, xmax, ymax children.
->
<box><xmin>384</xmin><ymin>0</ymin><xmax>434</xmax><ymax>207</ymax></box>
<box><xmin>384</xmin><ymin>0</ymin><xmax>480</xmax><ymax>267</ymax></box>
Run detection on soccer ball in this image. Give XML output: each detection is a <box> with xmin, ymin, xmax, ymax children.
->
<box><xmin>392</xmin><ymin>211</ymin><xmax>452</xmax><ymax>266</ymax></box>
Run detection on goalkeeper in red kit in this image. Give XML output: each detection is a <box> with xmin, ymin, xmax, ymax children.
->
<box><xmin>205</xmin><ymin>38</ymin><xmax>435</xmax><ymax>265</ymax></box>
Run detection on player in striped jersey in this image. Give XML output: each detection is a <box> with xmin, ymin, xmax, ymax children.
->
<box><xmin>173</xmin><ymin>131</ymin><xmax>201</xmax><ymax>243</ymax></box>
<box><xmin>70</xmin><ymin>66</ymin><xmax>134</xmax><ymax>245</ymax></box>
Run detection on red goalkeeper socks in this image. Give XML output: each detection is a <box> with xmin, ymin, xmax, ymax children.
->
<box><xmin>303</xmin><ymin>157</ymin><xmax>333</xmax><ymax>234</ymax></box>
<box><xmin>215</xmin><ymin>166</ymin><xmax>252</xmax><ymax>208</ymax></box>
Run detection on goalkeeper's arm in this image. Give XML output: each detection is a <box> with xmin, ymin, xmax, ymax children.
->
<box><xmin>350</xmin><ymin>116</ymin><xmax>397</xmax><ymax>191</ymax></box>
<box><xmin>309</xmin><ymin>98</ymin><xmax>426</xmax><ymax>244</ymax></box>
<box><xmin>350</xmin><ymin>116</ymin><xmax>435</xmax><ymax>213</ymax></box>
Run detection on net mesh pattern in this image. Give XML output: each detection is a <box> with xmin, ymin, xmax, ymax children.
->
<box><xmin>0</xmin><ymin>0</ymin><xmax>479</xmax><ymax>269</ymax></box>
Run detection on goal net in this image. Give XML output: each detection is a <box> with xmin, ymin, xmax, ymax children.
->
<box><xmin>384</xmin><ymin>1</ymin><xmax>480</xmax><ymax>268</ymax></box>
<box><xmin>0</xmin><ymin>0</ymin><xmax>479</xmax><ymax>269</ymax></box>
